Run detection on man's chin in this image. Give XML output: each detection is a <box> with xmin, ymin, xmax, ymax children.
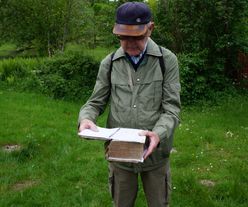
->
<box><xmin>126</xmin><ymin>50</ymin><xmax>140</xmax><ymax>56</ymax></box>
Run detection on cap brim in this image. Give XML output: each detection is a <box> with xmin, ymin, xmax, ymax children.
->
<box><xmin>113</xmin><ymin>23</ymin><xmax>148</xmax><ymax>36</ymax></box>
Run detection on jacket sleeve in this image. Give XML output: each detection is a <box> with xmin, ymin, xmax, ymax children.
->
<box><xmin>152</xmin><ymin>49</ymin><xmax>181</xmax><ymax>150</ymax></box>
<box><xmin>78</xmin><ymin>54</ymin><xmax>112</xmax><ymax>125</ymax></box>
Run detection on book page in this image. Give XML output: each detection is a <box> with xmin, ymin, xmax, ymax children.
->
<box><xmin>111</xmin><ymin>128</ymin><xmax>146</xmax><ymax>143</ymax></box>
<box><xmin>78</xmin><ymin>127</ymin><xmax>119</xmax><ymax>140</ymax></box>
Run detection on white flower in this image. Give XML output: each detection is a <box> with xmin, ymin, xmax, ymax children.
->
<box><xmin>226</xmin><ymin>131</ymin><xmax>234</xmax><ymax>138</ymax></box>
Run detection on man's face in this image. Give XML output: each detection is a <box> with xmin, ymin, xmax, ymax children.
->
<box><xmin>119</xmin><ymin>35</ymin><xmax>148</xmax><ymax>56</ymax></box>
<box><xmin>117</xmin><ymin>23</ymin><xmax>154</xmax><ymax>56</ymax></box>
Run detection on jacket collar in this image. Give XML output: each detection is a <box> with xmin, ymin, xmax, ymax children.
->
<box><xmin>146</xmin><ymin>38</ymin><xmax>162</xmax><ymax>57</ymax></box>
<box><xmin>112</xmin><ymin>38</ymin><xmax>162</xmax><ymax>61</ymax></box>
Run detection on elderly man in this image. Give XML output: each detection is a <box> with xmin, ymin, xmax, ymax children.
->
<box><xmin>78</xmin><ymin>2</ymin><xmax>181</xmax><ymax>207</ymax></box>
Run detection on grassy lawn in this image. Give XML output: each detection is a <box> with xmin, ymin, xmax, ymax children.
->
<box><xmin>64</xmin><ymin>43</ymin><xmax>116</xmax><ymax>62</ymax></box>
<box><xmin>0</xmin><ymin>43</ymin><xmax>17</xmax><ymax>57</ymax></box>
<box><xmin>0</xmin><ymin>89</ymin><xmax>247</xmax><ymax>207</ymax></box>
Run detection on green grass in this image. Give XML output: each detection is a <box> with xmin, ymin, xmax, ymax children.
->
<box><xmin>65</xmin><ymin>43</ymin><xmax>115</xmax><ymax>61</ymax></box>
<box><xmin>0</xmin><ymin>43</ymin><xmax>38</xmax><ymax>58</ymax></box>
<box><xmin>0</xmin><ymin>43</ymin><xmax>17</xmax><ymax>59</ymax></box>
<box><xmin>0</xmin><ymin>43</ymin><xmax>17</xmax><ymax>56</ymax></box>
<box><xmin>0</xmin><ymin>42</ymin><xmax>114</xmax><ymax>61</ymax></box>
<box><xmin>0</xmin><ymin>89</ymin><xmax>247</xmax><ymax>206</ymax></box>
<box><xmin>171</xmin><ymin>95</ymin><xmax>248</xmax><ymax>207</ymax></box>
<box><xmin>0</xmin><ymin>89</ymin><xmax>111</xmax><ymax>206</ymax></box>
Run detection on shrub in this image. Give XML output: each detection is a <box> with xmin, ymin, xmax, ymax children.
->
<box><xmin>0</xmin><ymin>58</ymin><xmax>43</xmax><ymax>91</ymax></box>
<box><xmin>0</xmin><ymin>58</ymin><xmax>40</xmax><ymax>86</ymax></box>
<box><xmin>1</xmin><ymin>50</ymin><xmax>238</xmax><ymax>105</ymax></box>
<box><xmin>36</xmin><ymin>52</ymin><xmax>99</xmax><ymax>101</ymax></box>
<box><xmin>179</xmin><ymin>50</ymin><xmax>232</xmax><ymax>105</ymax></box>
<box><xmin>0</xmin><ymin>52</ymin><xmax>100</xmax><ymax>101</ymax></box>
<box><xmin>0</xmin><ymin>59</ymin><xmax>28</xmax><ymax>82</ymax></box>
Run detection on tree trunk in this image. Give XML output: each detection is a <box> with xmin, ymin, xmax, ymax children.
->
<box><xmin>47</xmin><ymin>32</ymin><xmax>52</xmax><ymax>57</ymax></box>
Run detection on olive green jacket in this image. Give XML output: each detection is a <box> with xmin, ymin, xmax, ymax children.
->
<box><xmin>78</xmin><ymin>38</ymin><xmax>181</xmax><ymax>172</ymax></box>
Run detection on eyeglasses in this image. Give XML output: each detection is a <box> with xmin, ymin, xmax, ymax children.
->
<box><xmin>117</xmin><ymin>34</ymin><xmax>147</xmax><ymax>41</ymax></box>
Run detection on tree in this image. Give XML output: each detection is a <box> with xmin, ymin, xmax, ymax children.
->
<box><xmin>78</xmin><ymin>0</ymin><xmax>116</xmax><ymax>48</ymax></box>
<box><xmin>154</xmin><ymin>0</ymin><xmax>248</xmax><ymax>79</ymax></box>
<box><xmin>0</xmin><ymin>0</ymin><xmax>84</xmax><ymax>56</ymax></box>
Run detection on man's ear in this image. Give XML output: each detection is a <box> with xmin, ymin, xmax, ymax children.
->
<box><xmin>149</xmin><ymin>22</ymin><xmax>155</xmax><ymax>31</ymax></box>
<box><xmin>148</xmin><ymin>22</ymin><xmax>154</xmax><ymax>36</ymax></box>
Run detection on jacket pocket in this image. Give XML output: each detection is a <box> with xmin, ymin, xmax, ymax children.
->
<box><xmin>139</xmin><ymin>80</ymin><xmax>163</xmax><ymax>111</ymax></box>
<box><xmin>112</xmin><ymin>84</ymin><xmax>131</xmax><ymax>112</ymax></box>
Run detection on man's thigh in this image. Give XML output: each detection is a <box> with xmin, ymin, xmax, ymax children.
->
<box><xmin>108</xmin><ymin>163</ymin><xmax>138</xmax><ymax>207</ymax></box>
<box><xmin>141</xmin><ymin>160</ymin><xmax>171</xmax><ymax>207</ymax></box>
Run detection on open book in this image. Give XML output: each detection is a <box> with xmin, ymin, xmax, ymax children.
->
<box><xmin>78</xmin><ymin>127</ymin><xmax>147</xmax><ymax>163</ymax></box>
<box><xmin>78</xmin><ymin>127</ymin><xmax>146</xmax><ymax>143</ymax></box>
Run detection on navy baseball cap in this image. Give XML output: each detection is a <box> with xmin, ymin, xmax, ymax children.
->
<box><xmin>113</xmin><ymin>2</ymin><xmax>152</xmax><ymax>36</ymax></box>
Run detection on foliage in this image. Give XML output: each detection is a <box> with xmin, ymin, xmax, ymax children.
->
<box><xmin>149</xmin><ymin>0</ymin><xmax>248</xmax><ymax>103</ymax></box>
<box><xmin>0</xmin><ymin>51</ymin><xmax>100</xmax><ymax>101</ymax></box>
<box><xmin>0</xmin><ymin>0</ymin><xmax>119</xmax><ymax>55</ymax></box>
<box><xmin>0</xmin><ymin>58</ymin><xmax>41</xmax><ymax>89</ymax></box>
<box><xmin>1</xmin><ymin>0</ymin><xmax>248</xmax><ymax>102</ymax></box>
<box><xmin>0</xmin><ymin>46</ymin><xmax>240</xmax><ymax>104</ymax></box>
<box><xmin>178</xmin><ymin>51</ymin><xmax>232</xmax><ymax>105</ymax></box>
<box><xmin>0</xmin><ymin>60</ymin><xmax>28</xmax><ymax>82</ymax></box>
<box><xmin>155</xmin><ymin>0</ymin><xmax>248</xmax><ymax>79</ymax></box>
<box><xmin>179</xmin><ymin>51</ymin><xmax>208</xmax><ymax>104</ymax></box>
<box><xmin>0</xmin><ymin>0</ymin><xmax>85</xmax><ymax>56</ymax></box>
<box><xmin>151</xmin><ymin>0</ymin><xmax>175</xmax><ymax>48</ymax></box>
<box><xmin>80</xmin><ymin>1</ymin><xmax>117</xmax><ymax>48</ymax></box>
<box><xmin>36</xmin><ymin>52</ymin><xmax>99</xmax><ymax>100</ymax></box>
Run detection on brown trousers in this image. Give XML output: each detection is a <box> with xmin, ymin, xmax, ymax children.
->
<box><xmin>108</xmin><ymin>160</ymin><xmax>171</xmax><ymax>207</ymax></box>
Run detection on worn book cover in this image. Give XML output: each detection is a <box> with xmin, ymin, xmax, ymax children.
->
<box><xmin>105</xmin><ymin>140</ymin><xmax>146</xmax><ymax>163</ymax></box>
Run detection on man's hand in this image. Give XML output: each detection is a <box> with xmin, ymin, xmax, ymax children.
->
<box><xmin>139</xmin><ymin>131</ymin><xmax>160</xmax><ymax>160</ymax></box>
<box><xmin>78</xmin><ymin>119</ymin><xmax>98</xmax><ymax>132</ymax></box>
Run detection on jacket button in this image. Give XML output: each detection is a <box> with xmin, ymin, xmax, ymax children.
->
<box><xmin>137</xmin><ymin>78</ymin><xmax>140</xmax><ymax>82</ymax></box>
<box><xmin>133</xmin><ymin>104</ymin><xmax>137</xmax><ymax>108</ymax></box>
